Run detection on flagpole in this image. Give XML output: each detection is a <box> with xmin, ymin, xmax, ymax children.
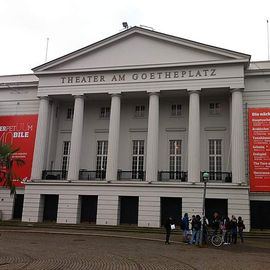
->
<box><xmin>267</xmin><ymin>20</ymin><xmax>269</xmax><ymax>60</ymax></box>
<box><xmin>45</xmin><ymin>37</ymin><xmax>49</xmax><ymax>62</ymax></box>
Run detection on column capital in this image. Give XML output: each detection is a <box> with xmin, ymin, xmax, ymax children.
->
<box><xmin>147</xmin><ymin>91</ymin><xmax>160</xmax><ymax>96</ymax></box>
<box><xmin>72</xmin><ymin>94</ymin><xmax>84</xmax><ymax>99</ymax></box>
<box><xmin>108</xmin><ymin>91</ymin><xmax>121</xmax><ymax>96</ymax></box>
<box><xmin>230</xmin><ymin>88</ymin><xmax>244</xmax><ymax>93</ymax></box>
<box><xmin>110</xmin><ymin>93</ymin><xmax>121</xmax><ymax>98</ymax></box>
<box><xmin>187</xmin><ymin>89</ymin><xmax>201</xmax><ymax>95</ymax></box>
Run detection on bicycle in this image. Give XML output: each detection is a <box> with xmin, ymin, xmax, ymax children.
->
<box><xmin>205</xmin><ymin>228</ymin><xmax>225</xmax><ymax>247</ymax></box>
<box><xmin>210</xmin><ymin>233</ymin><xmax>224</xmax><ymax>247</ymax></box>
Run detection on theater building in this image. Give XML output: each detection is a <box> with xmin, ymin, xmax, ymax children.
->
<box><xmin>0</xmin><ymin>27</ymin><xmax>270</xmax><ymax>230</ymax></box>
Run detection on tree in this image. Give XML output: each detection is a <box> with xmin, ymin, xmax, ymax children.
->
<box><xmin>0</xmin><ymin>142</ymin><xmax>25</xmax><ymax>194</ymax></box>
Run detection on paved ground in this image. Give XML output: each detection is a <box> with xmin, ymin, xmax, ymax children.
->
<box><xmin>0</xmin><ymin>228</ymin><xmax>269</xmax><ymax>270</ymax></box>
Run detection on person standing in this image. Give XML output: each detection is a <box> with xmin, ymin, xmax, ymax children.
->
<box><xmin>190</xmin><ymin>215</ymin><xmax>201</xmax><ymax>245</ymax></box>
<box><xmin>164</xmin><ymin>217</ymin><xmax>173</xmax><ymax>244</ymax></box>
<box><xmin>181</xmin><ymin>213</ymin><xmax>190</xmax><ymax>243</ymax></box>
<box><xmin>189</xmin><ymin>215</ymin><xmax>196</xmax><ymax>244</ymax></box>
<box><xmin>231</xmin><ymin>215</ymin><xmax>238</xmax><ymax>244</ymax></box>
<box><xmin>212</xmin><ymin>212</ymin><xmax>221</xmax><ymax>234</ymax></box>
<box><xmin>237</xmin><ymin>216</ymin><xmax>245</xmax><ymax>243</ymax></box>
<box><xmin>223</xmin><ymin>216</ymin><xmax>231</xmax><ymax>244</ymax></box>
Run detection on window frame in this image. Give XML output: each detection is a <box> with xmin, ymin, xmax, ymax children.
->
<box><xmin>208</xmin><ymin>102</ymin><xmax>221</xmax><ymax>116</ymax></box>
<box><xmin>100</xmin><ymin>107</ymin><xmax>110</xmax><ymax>119</ymax></box>
<box><xmin>134</xmin><ymin>105</ymin><xmax>146</xmax><ymax>118</ymax></box>
<box><xmin>208</xmin><ymin>139</ymin><xmax>222</xmax><ymax>180</ymax></box>
<box><xmin>170</xmin><ymin>104</ymin><xmax>182</xmax><ymax>117</ymax></box>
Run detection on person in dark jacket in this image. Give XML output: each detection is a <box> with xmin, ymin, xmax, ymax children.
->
<box><xmin>164</xmin><ymin>217</ymin><xmax>173</xmax><ymax>244</ymax></box>
<box><xmin>231</xmin><ymin>215</ymin><xmax>238</xmax><ymax>244</ymax></box>
<box><xmin>237</xmin><ymin>216</ymin><xmax>245</xmax><ymax>243</ymax></box>
<box><xmin>212</xmin><ymin>212</ymin><xmax>221</xmax><ymax>234</ymax></box>
<box><xmin>182</xmin><ymin>213</ymin><xmax>190</xmax><ymax>242</ymax></box>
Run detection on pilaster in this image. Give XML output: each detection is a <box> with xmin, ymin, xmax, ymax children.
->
<box><xmin>146</xmin><ymin>92</ymin><xmax>159</xmax><ymax>182</ymax></box>
<box><xmin>106</xmin><ymin>94</ymin><xmax>121</xmax><ymax>181</ymax></box>
<box><xmin>187</xmin><ymin>90</ymin><xmax>201</xmax><ymax>183</ymax></box>
<box><xmin>67</xmin><ymin>95</ymin><xmax>84</xmax><ymax>180</ymax></box>
<box><xmin>231</xmin><ymin>88</ymin><xmax>245</xmax><ymax>184</ymax></box>
<box><xmin>31</xmin><ymin>97</ymin><xmax>50</xmax><ymax>180</ymax></box>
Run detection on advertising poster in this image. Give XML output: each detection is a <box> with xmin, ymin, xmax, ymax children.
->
<box><xmin>249</xmin><ymin>108</ymin><xmax>270</xmax><ymax>192</ymax></box>
<box><xmin>0</xmin><ymin>115</ymin><xmax>38</xmax><ymax>187</ymax></box>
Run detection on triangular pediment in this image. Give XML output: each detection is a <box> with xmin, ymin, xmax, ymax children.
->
<box><xmin>33</xmin><ymin>27</ymin><xmax>250</xmax><ymax>73</ymax></box>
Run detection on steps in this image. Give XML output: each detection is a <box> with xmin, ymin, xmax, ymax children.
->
<box><xmin>1</xmin><ymin>220</ymin><xmax>270</xmax><ymax>238</ymax></box>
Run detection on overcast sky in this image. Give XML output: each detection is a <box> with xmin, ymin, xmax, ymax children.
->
<box><xmin>1</xmin><ymin>0</ymin><xmax>270</xmax><ymax>75</ymax></box>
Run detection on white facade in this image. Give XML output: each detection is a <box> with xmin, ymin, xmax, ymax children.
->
<box><xmin>1</xmin><ymin>27</ymin><xmax>270</xmax><ymax>230</ymax></box>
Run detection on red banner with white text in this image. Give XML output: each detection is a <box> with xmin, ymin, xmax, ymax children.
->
<box><xmin>249</xmin><ymin>108</ymin><xmax>270</xmax><ymax>192</ymax></box>
<box><xmin>0</xmin><ymin>115</ymin><xmax>38</xmax><ymax>187</ymax></box>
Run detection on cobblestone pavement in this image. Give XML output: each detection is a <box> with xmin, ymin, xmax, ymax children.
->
<box><xmin>0</xmin><ymin>229</ymin><xmax>269</xmax><ymax>270</ymax></box>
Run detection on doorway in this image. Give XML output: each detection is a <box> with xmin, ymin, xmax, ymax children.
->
<box><xmin>205</xmin><ymin>198</ymin><xmax>228</xmax><ymax>224</ymax></box>
<box><xmin>250</xmin><ymin>200</ymin><xmax>270</xmax><ymax>229</ymax></box>
<box><xmin>160</xmin><ymin>197</ymin><xmax>182</xmax><ymax>226</ymax></box>
<box><xmin>119</xmin><ymin>196</ymin><xmax>139</xmax><ymax>225</ymax></box>
<box><xmin>43</xmin><ymin>195</ymin><xmax>59</xmax><ymax>222</ymax></box>
<box><xmin>80</xmin><ymin>195</ymin><xmax>98</xmax><ymax>223</ymax></box>
<box><xmin>13</xmin><ymin>194</ymin><xmax>24</xmax><ymax>220</ymax></box>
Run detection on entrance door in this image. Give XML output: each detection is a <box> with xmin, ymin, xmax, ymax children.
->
<box><xmin>250</xmin><ymin>201</ymin><xmax>270</xmax><ymax>229</ymax></box>
<box><xmin>160</xmin><ymin>197</ymin><xmax>182</xmax><ymax>226</ymax></box>
<box><xmin>119</xmin><ymin>196</ymin><xmax>139</xmax><ymax>225</ymax></box>
<box><xmin>43</xmin><ymin>195</ymin><xmax>59</xmax><ymax>222</ymax></box>
<box><xmin>80</xmin><ymin>195</ymin><xmax>98</xmax><ymax>223</ymax></box>
<box><xmin>13</xmin><ymin>194</ymin><xmax>24</xmax><ymax>220</ymax></box>
<box><xmin>205</xmin><ymin>198</ymin><xmax>228</xmax><ymax>224</ymax></box>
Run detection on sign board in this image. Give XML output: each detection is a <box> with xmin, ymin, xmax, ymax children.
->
<box><xmin>248</xmin><ymin>108</ymin><xmax>270</xmax><ymax>192</ymax></box>
<box><xmin>0</xmin><ymin>115</ymin><xmax>38</xmax><ymax>187</ymax></box>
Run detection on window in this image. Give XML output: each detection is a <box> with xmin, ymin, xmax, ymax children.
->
<box><xmin>171</xmin><ymin>104</ymin><xmax>182</xmax><ymax>116</ymax></box>
<box><xmin>132</xmin><ymin>140</ymin><xmax>144</xmax><ymax>179</ymax></box>
<box><xmin>209</xmin><ymin>103</ymin><xmax>221</xmax><ymax>115</ymax></box>
<box><xmin>134</xmin><ymin>105</ymin><xmax>145</xmax><ymax>118</ymax></box>
<box><xmin>61</xmin><ymin>141</ymin><xmax>71</xmax><ymax>175</ymax></box>
<box><xmin>209</xmin><ymin>139</ymin><xmax>222</xmax><ymax>180</ymax></box>
<box><xmin>100</xmin><ymin>107</ymin><xmax>110</xmax><ymax>119</ymax></box>
<box><xmin>96</xmin><ymin>141</ymin><xmax>108</xmax><ymax>178</ymax></box>
<box><xmin>67</xmin><ymin>108</ymin><xmax>74</xmax><ymax>120</ymax></box>
<box><xmin>169</xmin><ymin>140</ymin><xmax>182</xmax><ymax>179</ymax></box>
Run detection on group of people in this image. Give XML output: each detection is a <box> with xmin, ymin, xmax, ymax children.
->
<box><xmin>164</xmin><ymin>212</ymin><xmax>245</xmax><ymax>245</ymax></box>
<box><xmin>211</xmin><ymin>212</ymin><xmax>245</xmax><ymax>245</ymax></box>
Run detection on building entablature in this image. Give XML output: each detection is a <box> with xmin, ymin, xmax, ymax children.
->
<box><xmin>36</xmin><ymin>64</ymin><xmax>245</xmax><ymax>97</ymax></box>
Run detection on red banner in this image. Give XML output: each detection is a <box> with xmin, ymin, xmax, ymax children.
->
<box><xmin>249</xmin><ymin>108</ymin><xmax>270</xmax><ymax>192</ymax></box>
<box><xmin>0</xmin><ymin>115</ymin><xmax>38</xmax><ymax>187</ymax></box>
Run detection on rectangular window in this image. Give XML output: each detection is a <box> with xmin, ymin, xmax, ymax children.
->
<box><xmin>209</xmin><ymin>139</ymin><xmax>222</xmax><ymax>180</ymax></box>
<box><xmin>209</xmin><ymin>103</ymin><xmax>221</xmax><ymax>115</ymax></box>
<box><xmin>171</xmin><ymin>104</ymin><xmax>181</xmax><ymax>116</ymax></box>
<box><xmin>62</xmin><ymin>141</ymin><xmax>71</xmax><ymax>177</ymax></box>
<box><xmin>169</xmin><ymin>140</ymin><xmax>182</xmax><ymax>179</ymax></box>
<box><xmin>132</xmin><ymin>140</ymin><xmax>144</xmax><ymax>179</ymax></box>
<box><xmin>67</xmin><ymin>108</ymin><xmax>74</xmax><ymax>120</ymax></box>
<box><xmin>100</xmin><ymin>107</ymin><xmax>110</xmax><ymax>118</ymax></box>
<box><xmin>135</xmin><ymin>105</ymin><xmax>145</xmax><ymax>118</ymax></box>
<box><xmin>96</xmin><ymin>141</ymin><xmax>108</xmax><ymax>178</ymax></box>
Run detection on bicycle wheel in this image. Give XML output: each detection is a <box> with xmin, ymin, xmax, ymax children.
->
<box><xmin>211</xmin><ymin>234</ymin><xmax>222</xmax><ymax>247</ymax></box>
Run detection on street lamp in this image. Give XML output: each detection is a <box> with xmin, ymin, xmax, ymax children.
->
<box><xmin>200</xmin><ymin>171</ymin><xmax>209</xmax><ymax>247</ymax></box>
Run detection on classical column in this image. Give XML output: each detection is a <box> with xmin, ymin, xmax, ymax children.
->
<box><xmin>187</xmin><ymin>90</ymin><xmax>201</xmax><ymax>183</ymax></box>
<box><xmin>146</xmin><ymin>92</ymin><xmax>159</xmax><ymax>182</ymax></box>
<box><xmin>231</xmin><ymin>89</ymin><xmax>245</xmax><ymax>184</ymax></box>
<box><xmin>106</xmin><ymin>94</ymin><xmax>121</xmax><ymax>181</ymax></box>
<box><xmin>67</xmin><ymin>95</ymin><xmax>84</xmax><ymax>180</ymax></box>
<box><xmin>31</xmin><ymin>97</ymin><xmax>50</xmax><ymax>180</ymax></box>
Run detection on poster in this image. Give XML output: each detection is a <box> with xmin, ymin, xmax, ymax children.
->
<box><xmin>0</xmin><ymin>115</ymin><xmax>38</xmax><ymax>187</ymax></box>
<box><xmin>248</xmin><ymin>108</ymin><xmax>270</xmax><ymax>192</ymax></box>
